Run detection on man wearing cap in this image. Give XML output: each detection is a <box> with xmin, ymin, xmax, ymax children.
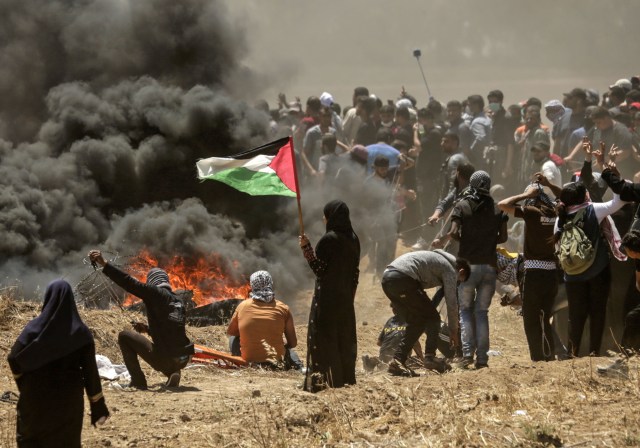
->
<box><xmin>320</xmin><ymin>91</ymin><xmax>345</xmax><ymax>143</ymax></box>
<box><xmin>88</xmin><ymin>250</ymin><xmax>194</xmax><ymax>389</ymax></box>
<box><xmin>610</xmin><ymin>78</ymin><xmax>633</xmax><ymax>94</ymax></box>
<box><xmin>557</xmin><ymin>88</ymin><xmax>588</xmax><ymax>157</ymax></box>
<box><xmin>544</xmin><ymin>99</ymin><xmax>567</xmax><ymax>153</ymax></box>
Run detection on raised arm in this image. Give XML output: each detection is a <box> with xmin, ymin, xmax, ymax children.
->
<box><xmin>534</xmin><ymin>172</ymin><xmax>562</xmax><ymax>198</ymax></box>
<box><xmin>593</xmin><ymin>193</ymin><xmax>627</xmax><ymax>223</ymax></box>
<box><xmin>601</xmin><ymin>164</ymin><xmax>640</xmax><ymax>201</ymax></box>
<box><xmin>498</xmin><ymin>186</ymin><xmax>538</xmax><ymax>215</ymax></box>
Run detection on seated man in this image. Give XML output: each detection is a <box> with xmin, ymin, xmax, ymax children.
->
<box><xmin>88</xmin><ymin>250</ymin><xmax>194</xmax><ymax>390</ymax></box>
<box><xmin>227</xmin><ymin>271</ymin><xmax>301</xmax><ymax>370</ymax></box>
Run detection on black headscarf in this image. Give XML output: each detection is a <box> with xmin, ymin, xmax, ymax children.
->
<box><xmin>323</xmin><ymin>200</ymin><xmax>355</xmax><ymax>236</ymax></box>
<box><xmin>9</xmin><ymin>280</ymin><xmax>93</xmax><ymax>374</ymax></box>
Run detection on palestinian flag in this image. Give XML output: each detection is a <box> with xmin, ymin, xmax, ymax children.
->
<box><xmin>196</xmin><ymin>137</ymin><xmax>298</xmax><ymax>197</ymax></box>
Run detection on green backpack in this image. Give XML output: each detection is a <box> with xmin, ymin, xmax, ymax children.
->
<box><xmin>557</xmin><ymin>208</ymin><xmax>597</xmax><ymax>275</ymax></box>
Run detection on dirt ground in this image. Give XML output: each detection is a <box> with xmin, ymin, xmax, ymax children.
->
<box><xmin>1</xmin><ymin>252</ymin><xmax>640</xmax><ymax>447</ymax></box>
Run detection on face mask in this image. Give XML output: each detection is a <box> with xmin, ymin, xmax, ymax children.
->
<box><xmin>381</xmin><ymin>120</ymin><xmax>393</xmax><ymax>128</ymax></box>
<box><xmin>546</xmin><ymin>109</ymin><xmax>564</xmax><ymax>124</ymax></box>
<box><xmin>488</xmin><ymin>102</ymin><xmax>501</xmax><ymax>113</ymax></box>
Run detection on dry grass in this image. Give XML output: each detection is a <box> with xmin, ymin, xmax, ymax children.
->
<box><xmin>1</xmin><ymin>268</ymin><xmax>640</xmax><ymax>447</ymax></box>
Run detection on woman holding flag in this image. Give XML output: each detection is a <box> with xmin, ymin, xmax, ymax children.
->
<box><xmin>300</xmin><ymin>200</ymin><xmax>361</xmax><ymax>392</ymax></box>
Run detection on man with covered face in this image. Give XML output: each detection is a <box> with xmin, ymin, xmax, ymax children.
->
<box><xmin>227</xmin><ymin>270</ymin><xmax>300</xmax><ymax>369</ymax></box>
<box><xmin>447</xmin><ymin>171</ymin><xmax>509</xmax><ymax>368</ymax></box>
<box><xmin>497</xmin><ymin>175</ymin><xmax>561</xmax><ymax>361</ymax></box>
<box><xmin>88</xmin><ymin>250</ymin><xmax>194</xmax><ymax>390</ymax></box>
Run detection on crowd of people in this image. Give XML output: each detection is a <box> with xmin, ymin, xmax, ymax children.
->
<box><xmin>270</xmin><ymin>77</ymin><xmax>640</xmax><ymax>377</ymax></box>
<box><xmin>7</xmin><ymin>76</ymin><xmax>640</xmax><ymax>445</ymax></box>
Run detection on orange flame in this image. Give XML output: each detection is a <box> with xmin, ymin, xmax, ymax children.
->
<box><xmin>123</xmin><ymin>249</ymin><xmax>250</xmax><ymax>307</ymax></box>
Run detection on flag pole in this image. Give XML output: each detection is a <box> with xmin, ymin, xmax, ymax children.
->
<box><xmin>288</xmin><ymin>137</ymin><xmax>305</xmax><ymax>235</ymax></box>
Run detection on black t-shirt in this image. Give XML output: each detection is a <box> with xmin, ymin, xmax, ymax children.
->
<box><xmin>378</xmin><ymin>315</ymin><xmax>407</xmax><ymax>362</ymax></box>
<box><xmin>452</xmin><ymin>196</ymin><xmax>508</xmax><ymax>266</ymax></box>
<box><xmin>417</xmin><ymin>127</ymin><xmax>443</xmax><ymax>182</ymax></box>
<box><xmin>491</xmin><ymin>108</ymin><xmax>517</xmax><ymax>148</ymax></box>
<box><xmin>103</xmin><ymin>263</ymin><xmax>194</xmax><ymax>357</ymax></box>
<box><xmin>354</xmin><ymin>120</ymin><xmax>377</xmax><ymax>146</ymax></box>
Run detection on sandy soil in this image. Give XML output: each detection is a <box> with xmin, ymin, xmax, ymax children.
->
<box><xmin>1</xmin><ymin>253</ymin><xmax>640</xmax><ymax>447</ymax></box>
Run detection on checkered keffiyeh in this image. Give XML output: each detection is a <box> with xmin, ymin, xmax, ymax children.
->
<box><xmin>496</xmin><ymin>251</ymin><xmax>524</xmax><ymax>286</ymax></box>
<box><xmin>524</xmin><ymin>182</ymin><xmax>556</xmax><ymax>210</ymax></box>
<box><xmin>469</xmin><ymin>170</ymin><xmax>491</xmax><ymax>194</ymax></box>
<box><xmin>249</xmin><ymin>271</ymin><xmax>275</xmax><ymax>303</ymax></box>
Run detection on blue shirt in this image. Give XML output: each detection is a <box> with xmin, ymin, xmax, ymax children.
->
<box><xmin>365</xmin><ymin>143</ymin><xmax>400</xmax><ymax>175</ymax></box>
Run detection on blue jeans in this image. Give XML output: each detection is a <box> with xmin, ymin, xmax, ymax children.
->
<box><xmin>458</xmin><ymin>264</ymin><xmax>497</xmax><ymax>364</ymax></box>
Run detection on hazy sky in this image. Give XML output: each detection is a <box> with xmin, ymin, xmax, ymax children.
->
<box><xmin>228</xmin><ymin>0</ymin><xmax>640</xmax><ymax>110</ymax></box>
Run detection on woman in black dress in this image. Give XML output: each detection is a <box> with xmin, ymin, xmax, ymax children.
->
<box><xmin>300</xmin><ymin>200</ymin><xmax>360</xmax><ymax>392</ymax></box>
<box><xmin>7</xmin><ymin>279</ymin><xmax>109</xmax><ymax>448</ymax></box>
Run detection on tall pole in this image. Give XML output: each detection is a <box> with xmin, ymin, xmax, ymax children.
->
<box><xmin>288</xmin><ymin>137</ymin><xmax>305</xmax><ymax>236</ymax></box>
<box><xmin>413</xmin><ymin>50</ymin><xmax>432</xmax><ymax>99</ymax></box>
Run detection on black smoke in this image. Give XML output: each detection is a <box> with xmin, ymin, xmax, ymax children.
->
<box><xmin>0</xmin><ymin>0</ymin><xmax>313</xmax><ymax>299</ymax></box>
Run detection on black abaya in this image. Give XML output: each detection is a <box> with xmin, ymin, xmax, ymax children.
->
<box><xmin>302</xmin><ymin>201</ymin><xmax>360</xmax><ymax>392</ymax></box>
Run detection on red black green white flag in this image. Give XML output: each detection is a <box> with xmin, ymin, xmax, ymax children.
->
<box><xmin>196</xmin><ymin>137</ymin><xmax>299</xmax><ymax>198</ymax></box>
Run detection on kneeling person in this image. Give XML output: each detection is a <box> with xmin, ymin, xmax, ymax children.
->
<box><xmin>382</xmin><ymin>250</ymin><xmax>470</xmax><ymax>376</ymax></box>
<box><xmin>227</xmin><ymin>271</ymin><xmax>300</xmax><ymax>369</ymax></box>
<box><xmin>363</xmin><ymin>303</ymin><xmax>425</xmax><ymax>372</ymax></box>
<box><xmin>88</xmin><ymin>250</ymin><xmax>194</xmax><ymax>389</ymax></box>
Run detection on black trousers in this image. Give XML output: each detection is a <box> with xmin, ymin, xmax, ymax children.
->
<box><xmin>622</xmin><ymin>277</ymin><xmax>640</xmax><ymax>351</ymax></box>
<box><xmin>565</xmin><ymin>266</ymin><xmax>611</xmax><ymax>357</ymax></box>
<box><xmin>522</xmin><ymin>269</ymin><xmax>558</xmax><ymax>361</ymax></box>
<box><xmin>118</xmin><ymin>330</ymin><xmax>187</xmax><ymax>388</ymax></box>
<box><xmin>381</xmin><ymin>269</ymin><xmax>440</xmax><ymax>363</ymax></box>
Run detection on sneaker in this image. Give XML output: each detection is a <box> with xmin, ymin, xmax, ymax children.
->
<box><xmin>411</xmin><ymin>237</ymin><xmax>429</xmax><ymax>251</ymax></box>
<box><xmin>387</xmin><ymin>359</ymin><xmax>420</xmax><ymax>377</ymax></box>
<box><xmin>166</xmin><ymin>371</ymin><xmax>181</xmax><ymax>387</ymax></box>
<box><xmin>597</xmin><ymin>359</ymin><xmax>629</xmax><ymax>378</ymax></box>
<box><xmin>423</xmin><ymin>356</ymin><xmax>451</xmax><ymax>373</ymax></box>
<box><xmin>475</xmin><ymin>362</ymin><xmax>489</xmax><ymax>370</ymax></box>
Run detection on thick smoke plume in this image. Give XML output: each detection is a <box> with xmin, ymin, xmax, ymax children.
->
<box><xmin>0</xmin><ymin>0</ymin><xmax>313</xmax><ymax>299</ymax></box>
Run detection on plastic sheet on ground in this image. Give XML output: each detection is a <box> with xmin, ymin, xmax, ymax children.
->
<box><xmin>96</xmin><ymin>354</ymin><xmax>130</xmax><ymax>381</ymax></box>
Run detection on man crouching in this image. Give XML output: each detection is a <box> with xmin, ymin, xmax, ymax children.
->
<box><xmin>88</xmin><ymin>250</ymin><xmax>194</xmax><ymax>390</ymax></box>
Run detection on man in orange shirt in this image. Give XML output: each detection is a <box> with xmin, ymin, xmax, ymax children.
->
<box><xmin>514</xmin><ymin>106</ymin><xmax>551</xmax><ymax>189</ymax></box>
<box><xmin>227</xmin><ymin>271</ymin><xmax>301</xmax><ymax>369</ymax></box>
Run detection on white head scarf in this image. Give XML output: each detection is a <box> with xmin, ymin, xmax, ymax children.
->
<box><xmin>249</xmin><ymin>271</ymin><xmax>275</xmax><ymax>303</ymax></box>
